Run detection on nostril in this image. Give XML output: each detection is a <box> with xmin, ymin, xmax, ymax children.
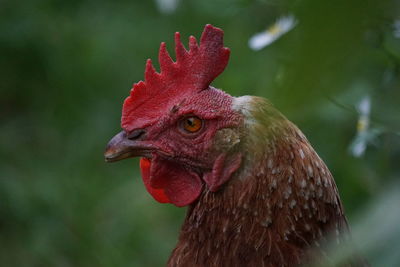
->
<box><xmin>127</xmin><ymin>129</ymin><xmax>146</xmax><ymax>140</ymax></box>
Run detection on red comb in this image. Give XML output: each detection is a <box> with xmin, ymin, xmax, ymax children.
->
<box><xmin>121</xmin><ymin>24</ymin><xmax>230</xmax><ymax>131</ymax></box>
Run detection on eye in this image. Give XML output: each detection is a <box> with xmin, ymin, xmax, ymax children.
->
<box><xmin>181</xmin><ymin>116</ymin><xmax>203</xmax><ymax>133</ymax></box>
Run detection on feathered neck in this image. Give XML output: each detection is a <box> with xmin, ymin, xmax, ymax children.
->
<box><xmin>168</xmin><ymin>96</ymin><xmax>347</xmax><ymax>267</ymax></box>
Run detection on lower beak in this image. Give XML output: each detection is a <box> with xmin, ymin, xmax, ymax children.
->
<box><xmin>104</xmin><ymin>131</ymin><xmax>154</xmax><ymax>162</ymax></box>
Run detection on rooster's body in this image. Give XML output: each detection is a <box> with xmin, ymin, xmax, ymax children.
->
<box><xmin>168</xmin><ymin>96</ymin><xmax>348</xmax><ymax>266</ymax></box>
<box><xmin>105</xmin><ymin>25</ymin><xmax>362</xmax><ymax>266</ymax></box>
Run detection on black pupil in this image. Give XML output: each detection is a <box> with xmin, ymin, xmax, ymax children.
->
<box><xmin>187</xmin><ymin>118</ymin><xmax>195</xmax><ymax>127</ymax></box>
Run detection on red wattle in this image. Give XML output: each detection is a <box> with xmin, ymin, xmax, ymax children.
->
<box><xmin>140</xmin><ymin>158</ymin><xmax>170</xmax><ymax>203</ymax></box>
<box><xmin>140</xmin><ymin>156</ymin><xmax>203</xmax><ymax>207</ymax></box>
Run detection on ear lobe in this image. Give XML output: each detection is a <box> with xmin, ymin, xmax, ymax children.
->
<box><xmin>203</xmin><ymin>152</ymin><xmax>242</xmax><ymax>192</ymax></box>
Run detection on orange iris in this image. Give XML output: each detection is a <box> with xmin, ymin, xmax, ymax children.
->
<box><xmin>182</xmin><ymin>116</ymin><xmax>202</xmax><ymax>133</ymax></box>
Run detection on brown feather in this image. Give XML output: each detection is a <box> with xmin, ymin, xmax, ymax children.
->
<box><xmin>167</xmin><ymin>97</ymin><xmax>362</xmax><ymax>267</ymax></box>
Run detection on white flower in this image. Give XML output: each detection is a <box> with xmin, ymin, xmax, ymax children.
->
<box><xmin>349</xmin><ymin>96</ymin><xmax>370</xmax><ymax>157</ymax></box>
<box><xmin>349</xmin><ymin>95</ymin><xmax>381</xmax><ymax>157</ymax></box>
<box><xmin>155</xmin><ymin>0</ymin><xmax>180</xmax><ymax>14</ymax></box>
<box><xmin>393</xmin><ymin>19</ymin><xmax>400</xmax><ymax>38</ymax></box>
<box><xmin>248</xmin><ymin>15</ymin><xmax>297</xmax><ymax>51</ymax></box>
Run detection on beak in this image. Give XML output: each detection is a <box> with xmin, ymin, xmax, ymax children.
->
<box><xmin>104</xmin><ymin>131</ymin><xmax>155</xmax><ymax>162</ymax></box>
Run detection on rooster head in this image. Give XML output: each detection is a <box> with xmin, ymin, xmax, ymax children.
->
<box><xmin>105</xmin><ymin>25</ymin><xmax>244</xmax><ymax>207</ymax></box>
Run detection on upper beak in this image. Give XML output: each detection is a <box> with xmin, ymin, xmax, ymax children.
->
<box><xmin>104</xmin><ymin>131</ymin><xmax>155</xmax><ymax>162</ymax></box>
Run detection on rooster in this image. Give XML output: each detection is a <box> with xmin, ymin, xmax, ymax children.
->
<box><xmin>105</xmin><ymin>25</ymin><xmax>364</xmax><ymax>266</ymax></box>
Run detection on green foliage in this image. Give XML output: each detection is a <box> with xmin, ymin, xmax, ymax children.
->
<box><xmin>1</xmin><ymin>0</ymin><xmax>399</xmax><ymax>266</ymax></box>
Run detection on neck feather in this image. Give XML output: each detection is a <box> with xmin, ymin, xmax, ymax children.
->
<box><xmin>168</xmin><ymin>96</ymin><xmax>348</xmax><ymax>267</ymax></box>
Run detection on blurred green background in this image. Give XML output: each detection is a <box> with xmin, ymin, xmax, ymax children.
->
<box><xmin>1</xmin><ymin>0</ymin><xmax>400</xmax><ymax>266</ymax></box>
